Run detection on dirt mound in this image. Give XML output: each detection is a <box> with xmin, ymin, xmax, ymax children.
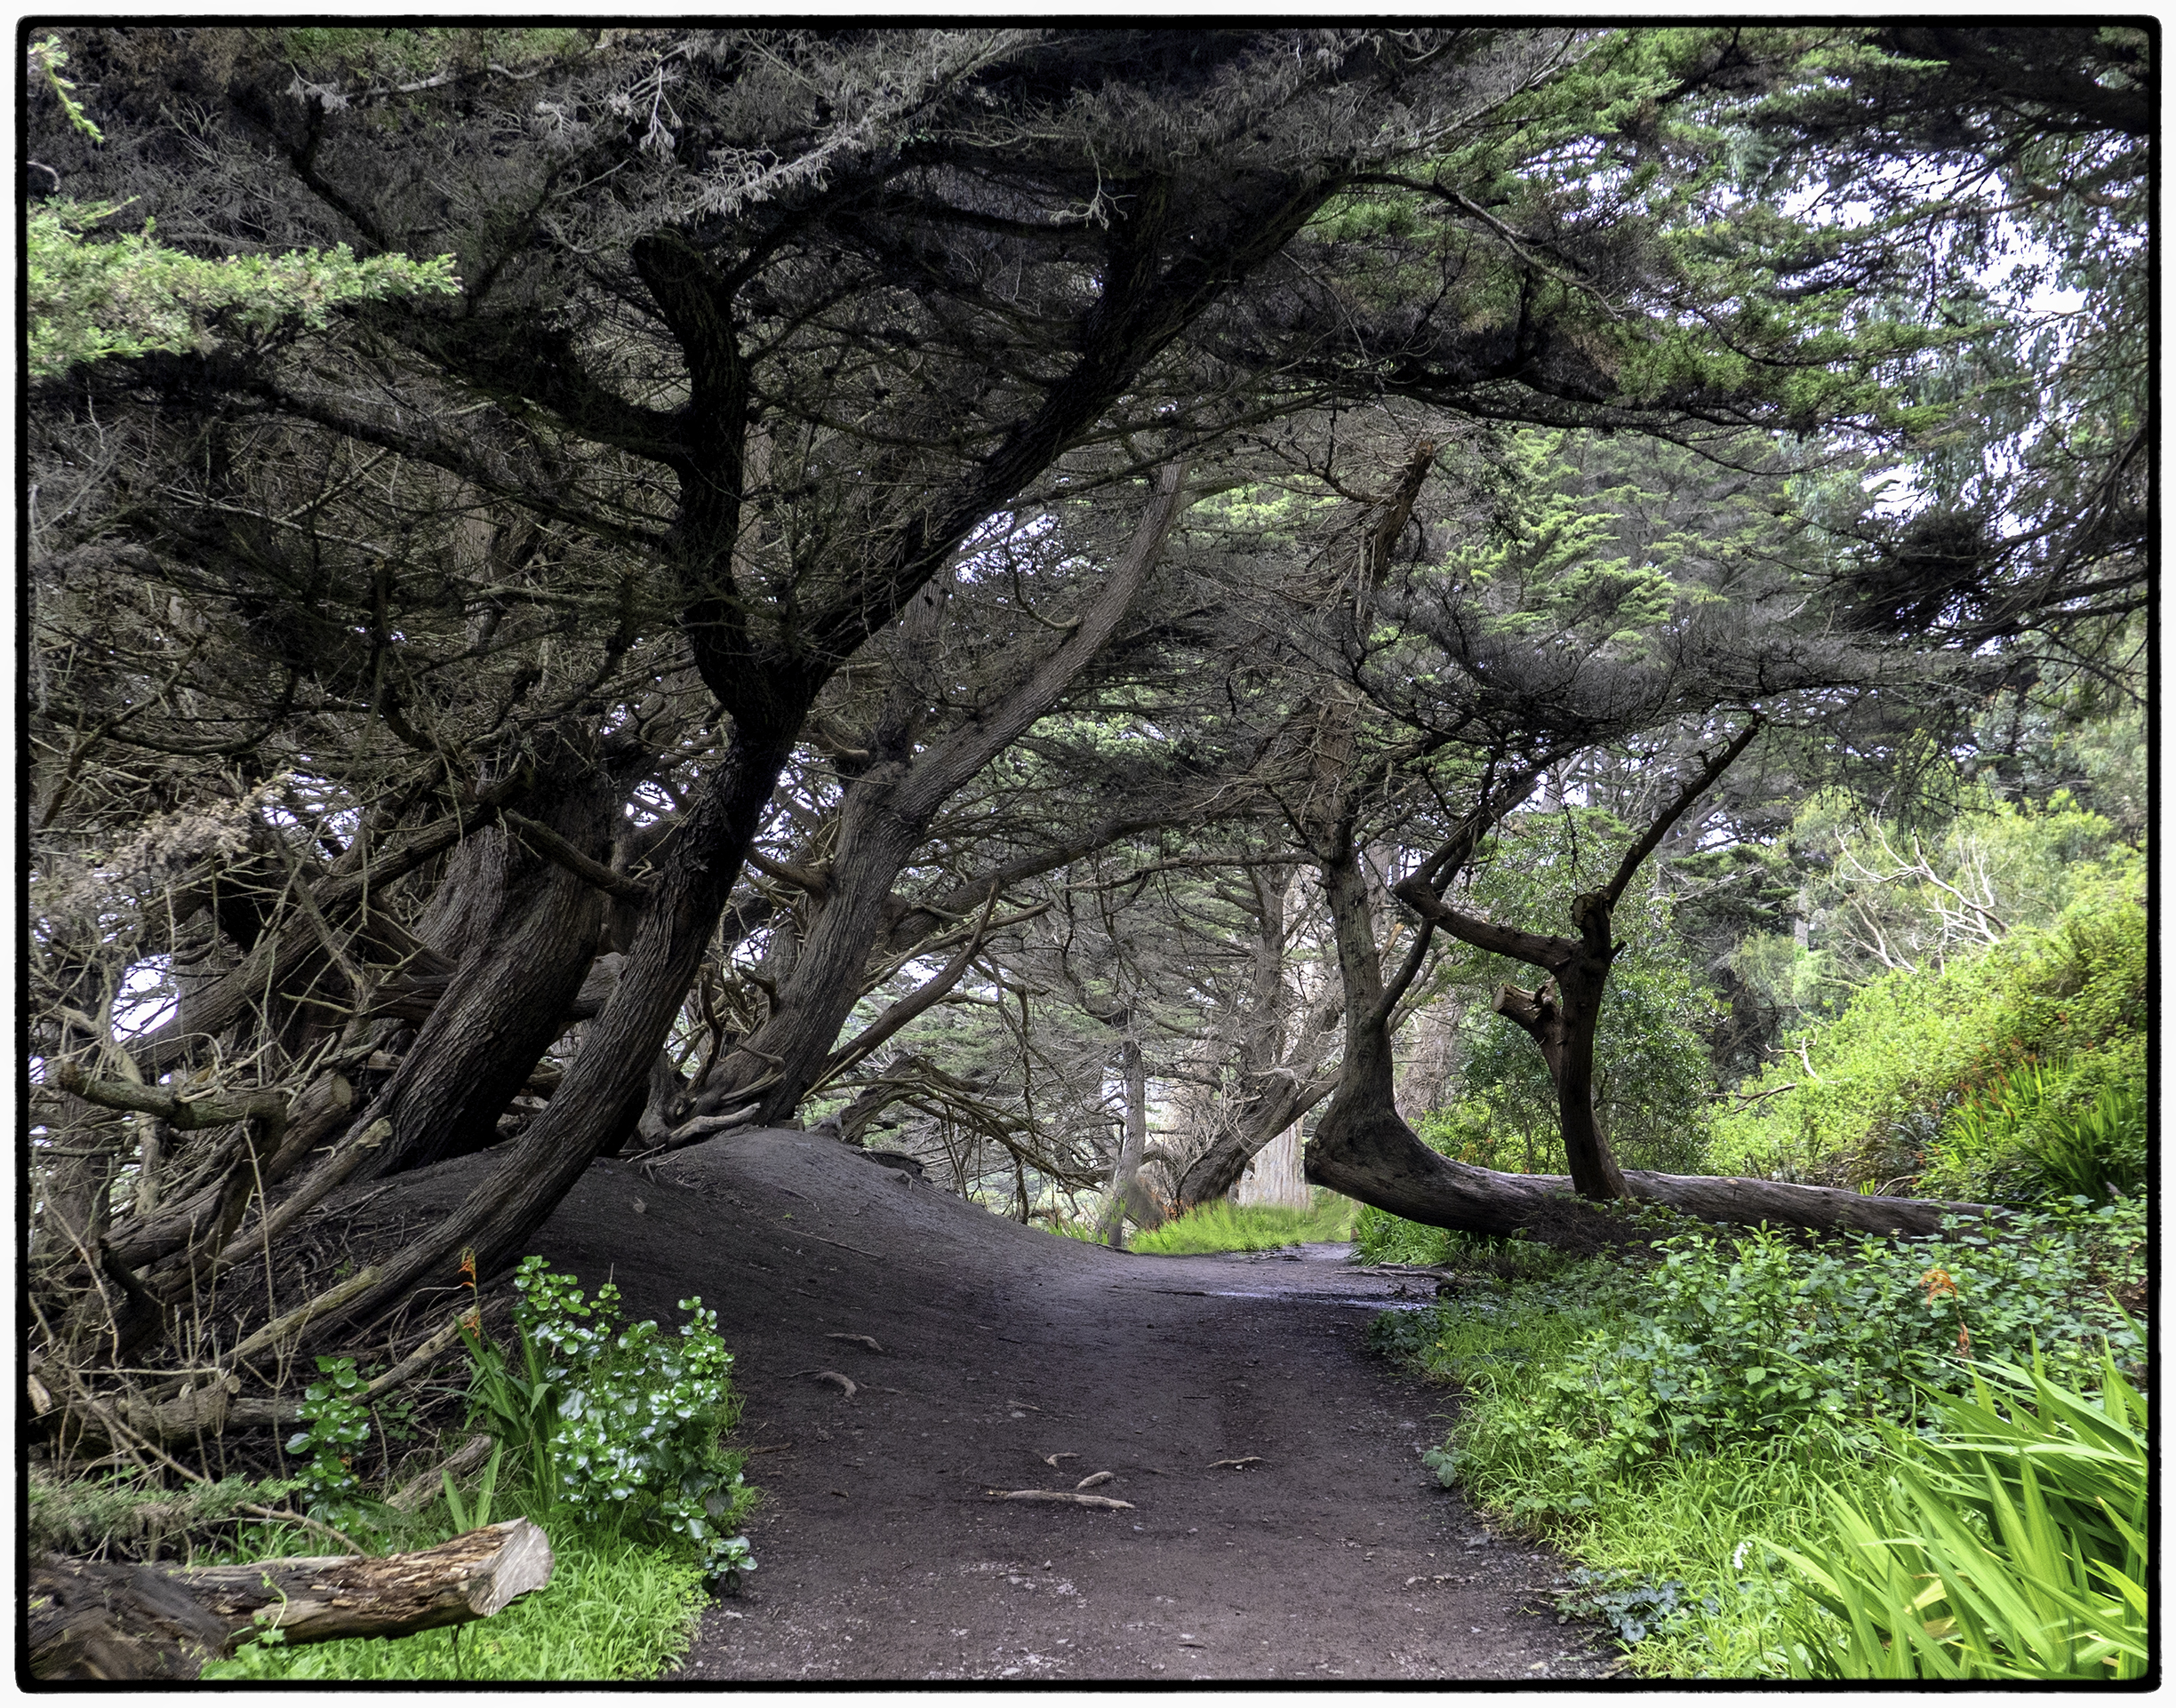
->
<box><xmin>339</xmin><ymin>1132</ymin><xmax>1608</xmax><ymax>1681</ymax></box>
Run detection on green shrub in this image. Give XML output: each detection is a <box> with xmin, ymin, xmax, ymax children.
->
<box><xmin>1126</xmin><ymin>1195</ymin><xmax>1355</xmax><ymax>1254</ymax></box>
<box><xmin>1708</xmin><ymin>873</ymin><xmax>2145</xmax><ymax>1190</ymax></box>
<box><xmin>467</xmin><ymin>1257</ymin><xmax>758</xmax><ymax>1586</ymax></box>
<box><xmin>1470</xmin><ymin>1214</ymin><xmax>2140</xmax><ymax>1471</ymax></box>
<box><xmin>1378</xmin><ymin>1201</ymin><xmax>2144</xmax><ymax>1677</ymax></box>
<box><xmin>1924</xmin><ymin>1056</ymin><xmax>2146</xmax><ymax>1204</ymax></box>
<box><xmin>202</xmin><ymin>1524</ymin><xmax>708</xmax><ymax>1681</ymax></box>
<box><xmin>1764</xmin><ymin>1350</ymin><xmax>2147</xmax><ymax>1680</ymax></box>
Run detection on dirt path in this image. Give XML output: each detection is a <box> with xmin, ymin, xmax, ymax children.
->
<box><xmin>363</xmin><ymin>1131</ymin><xmax>1607</xmax><ymax>1682</ymax></box>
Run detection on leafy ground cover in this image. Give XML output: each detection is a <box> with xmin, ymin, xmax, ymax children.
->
<box><xmin>1368</xmin><ymin>1199</ymin><xmax>2145</xmax><ymax>1678</ymax></box>
<box><xmin>1126</xmin><ymin>1195</ymin><xmax>1357</xmax><ymax>1255</ymax></box>
<box><xmin>196</xmin><ymin>1256</ymin><xmax>756</xmax><ymax>1681</ymax></box>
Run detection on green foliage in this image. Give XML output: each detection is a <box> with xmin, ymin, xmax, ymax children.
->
<box><xmin>1125</xmin><ymin>1195</ymin><xmax>1355</xmax><ymax>1255</ymax></box>
<box><xmin>201</xmin><ymin>1525</ymin><xmax>708</xmax><ymax>1681</ymax></box>
<box><xmin>1476</xmin><ymin>1216</ymin><xmax>2140</xmax><ymax>1473</ymax></box>
<box><xmin>1411</xmin><ymin>791</ymin><xmax>1724</xmax><ymax>1177</ymax></box>
<box><xmin>27</xmin><ymin>200</ymin><xmax>459</xmax><ymax>378</ymax></box>
<box><xmin>1742</xmin><ymin>790</ymin><xmax>2141</xmax><ymax>1027</ymax></box>
<box><xmin>1351</xmin><ymin>1203</ymin><xmax>1572</xmax><ymax>1282</ymax></box>
<box><xmin>476</xmin><ymin>1257</ymin><xmax>758</xmax><ymax>1585</ymax></box>
<box><xmin>1927</xmin><ymin>1057</ymin><xmax>2145</xmax><ymax>1207</ymax></box>
<box><xmin>1709</xmin><ymin>868</ymin><xmax>2146</xmax><ymax>1191</ymax></box>
<box><xmin>27</xmin><ymin>37</ymin><xmax>102</xmax><ymax>140</ymax></box>
<box><xmin>1375</xmin><ymin>1201</ymin><xmax>2143</xmax><ymax>1676</ymax></box>
<box><xmin>1765</xmin><ymin>1351</ymin><xmax>2148</xmax><ymax>1680</ymax></box>
<box><xmin>285</xmin><ymin>1356</ymin><xmax>372</xmax><ymax>1517</ymax></box>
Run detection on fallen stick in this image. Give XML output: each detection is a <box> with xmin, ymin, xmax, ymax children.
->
<box><xmin>1208</xmin><ymin>1457</ymin><xmax>1265</xmax><ymax>1469</ymax></box>
<box><xmin>388</xmin><ymin>1432</ymin><xmax>495</xmax><ymax>1512</ymax></box>
<box><xmin>1075</xmin><ymin>1471</ymin><xmax>1115</xmax><ymax>1489</ymax></box>
<box><xmin>30</xmin><ymin>1519</ymin><xmax>553</xmax><ymax>1681</ymax></box>
<box><xmin>1041</xmin><ymin>1452</ymin><xmax>1077</xmax><ymax>1468</ymax></box>
<box><xmin>984</xmin><ymin>1489</ymin><xmax>1135</xmax><ymax>1510</ymax></box>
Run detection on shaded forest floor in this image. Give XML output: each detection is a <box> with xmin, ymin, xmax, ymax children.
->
<box><xmin>346</xmin><ymin>1132</ymin><xmax>1610</xmax><ymax>1682</ymax></box>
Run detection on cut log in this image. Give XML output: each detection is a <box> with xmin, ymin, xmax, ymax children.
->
<box><xmin>28</xmin><ymin>1519</ymin><xmax>554</xmax><ymax>1681</ymax></box>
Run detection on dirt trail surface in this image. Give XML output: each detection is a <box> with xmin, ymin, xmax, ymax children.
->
<box><xmin>357</xmin><ymin>1131</ymin><xmax>1608</xmax><ymax>1682</ymax></box>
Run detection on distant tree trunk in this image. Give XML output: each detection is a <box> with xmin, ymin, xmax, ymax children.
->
<box><xmin>1176</xmin><ymin>1071</ymin><xmax>1337</xmax><ymax>1209</ymax></box>
<box><xmin>1172</xmin><ymin>864</ymin><xmax>1342</xmax><ymax>1209</ymax></box>
<box><xmin>1237</xmin><ymin>1121</ymin><xmax>1311</xmax><ymax>1209</ymax></box>
<box><xmin>1100</xmin><ymin>1039</ymin><xmax>1158</xmax><ymax>1243</ymax></box>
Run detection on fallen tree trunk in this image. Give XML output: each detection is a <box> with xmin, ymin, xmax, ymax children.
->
<box><xmin>28</xmin><ymin>1518</ymin><xmax>554</xmax><ymax>1681</ymax></box>
<box><xmin>1304</xmin><ymin>1101</ymin><xmax>1986</xmax><ymax>1249</ymax></box>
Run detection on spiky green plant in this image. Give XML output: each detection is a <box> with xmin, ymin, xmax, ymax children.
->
<box><xmin>1764</xmin><ymin>1346</ymin><xmax>2146</xmax><ymax>1680</ymax></box>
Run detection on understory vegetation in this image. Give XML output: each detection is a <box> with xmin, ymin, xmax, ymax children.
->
<box><xmin>187</xmin><ymin>1259</ymin><xmax>752</xmax><ymax>1681</ymax></box>
<box><xmin>1124</xmin><ymin>1195</ymin><xmax>1357</xmax><ymax>1255</ymax></box>
<box><xmin>1359</xmin><ymin>793</ymin><xmax>2148</xmax><ymax>1678</ymax></box>
<box><xmin>1366</xmin><ymin>1199</ymin><xmax>2143</xmax><ymax>1676</ymax></box>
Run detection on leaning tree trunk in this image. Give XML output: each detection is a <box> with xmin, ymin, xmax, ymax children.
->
<box><xmin>1307</xmin><ymin>774</ymin><xmax>1988</xmax><ymax>1248</ymax></box>
<box><xmin>360</xmin><ymin>735</ymin><xmax>621</xmax><ymax>1177</ymax></box>
<box><xmin>688</xmin><ymin>465</ymin><xmax>1187</xmax><ymax>1130</ymax></box>
<box><xmin>1099</xmin><ymin>1038</ymin><xmax>1161</xmax><ymax>1242</ymax></box>
<box><xmin>316</xmin><ymin>716</ymin><xmax>806</xmax><ymax>1331</ymax></box>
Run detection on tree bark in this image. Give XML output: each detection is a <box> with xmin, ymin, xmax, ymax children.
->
<box><xmin>28</xmin><ymin>1519</ymin><xmax>554</xmax><ymax>1681</ymax></box>
<box><xmin>1393</xmin><ymin>722</ymin><xmax>1762</xmax><ymax>1201</ymax></box>
<box><xmin>362</xmin><ymin>738</ymin><xmax>620</xmax><ymax>1177</ymax></box>
<box><xmin>1099</xmin><ymin>1038</ymin><xmax>1159</xmax><ymax>1242</ymax></box>
<box><xmin>689</xmin><ymin>465</ymin><xmax>1187</xmax><ymax>1128</ymax></box>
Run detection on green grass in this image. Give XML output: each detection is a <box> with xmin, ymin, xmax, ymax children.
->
<box><xmin>1125</xmin><ymin>1194</ymin><xmax>1356</xmax><ymax>1255</ymax></box>
<box><xmin>200</xmin><ymin>1515</ymin><xmax>709</xmax><ymax>1681</ymax></box>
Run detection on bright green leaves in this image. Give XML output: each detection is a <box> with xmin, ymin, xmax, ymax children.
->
<box><xmin>286</xmin><ymin>1354</ymin><xmax>372</xmax><ymax>1518</ymax></box>
<box><xmin>1766</xmin><ymin>1349</ymin><xmax>2148</xmax><ymax>1680</ymax></box>
<box><xmin>28</xmin><ymin>36</ymin><xmax>102</xmax><ymax>141</ymax></box>
<box><xmin>27</xmin><ymin>200</ymin><xmax>459</xmax><ymax>379</ymax></box>
<box><xmin>473</xmin><ymin>1257</ymin><xmax>759</xmax><ymax>1585</ymax></box>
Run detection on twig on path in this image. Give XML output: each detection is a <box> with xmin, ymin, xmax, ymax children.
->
<box><xmin>1208</xmin><ymin>1456</ymin><xmax>1265</xmax><ymax>1469</ymax></box>
<box><xmin>1042</xmin><ymin>1452</ymin><xmax>1077</xmax><ymax>1468</ymax></box>
<box><xmin>1076</xmin><ymin>1471</ymin><xmax>1115</xmax><ymax>1489</ymax></box>
<box><xmin>802</xmin><ymin>1232</ymin><xmax>881</xmax><ymax>1259</ymax></box>
<box><xmin>984</xmin><ymin>1489</ymin><xmax>1134</xmax><ymax>1510</ymax></box>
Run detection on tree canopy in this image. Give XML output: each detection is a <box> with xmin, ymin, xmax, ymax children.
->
<box><xmin>25</xmin><ymin>26</ymin><xmax>2148</xmax><ymax>1440</ymax></box>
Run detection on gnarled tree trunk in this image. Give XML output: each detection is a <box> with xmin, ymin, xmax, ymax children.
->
<box><xmin>1307</xmin><ymin>769</ymin><xmax>1988</xmax><ymax>1247</ymax></box>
